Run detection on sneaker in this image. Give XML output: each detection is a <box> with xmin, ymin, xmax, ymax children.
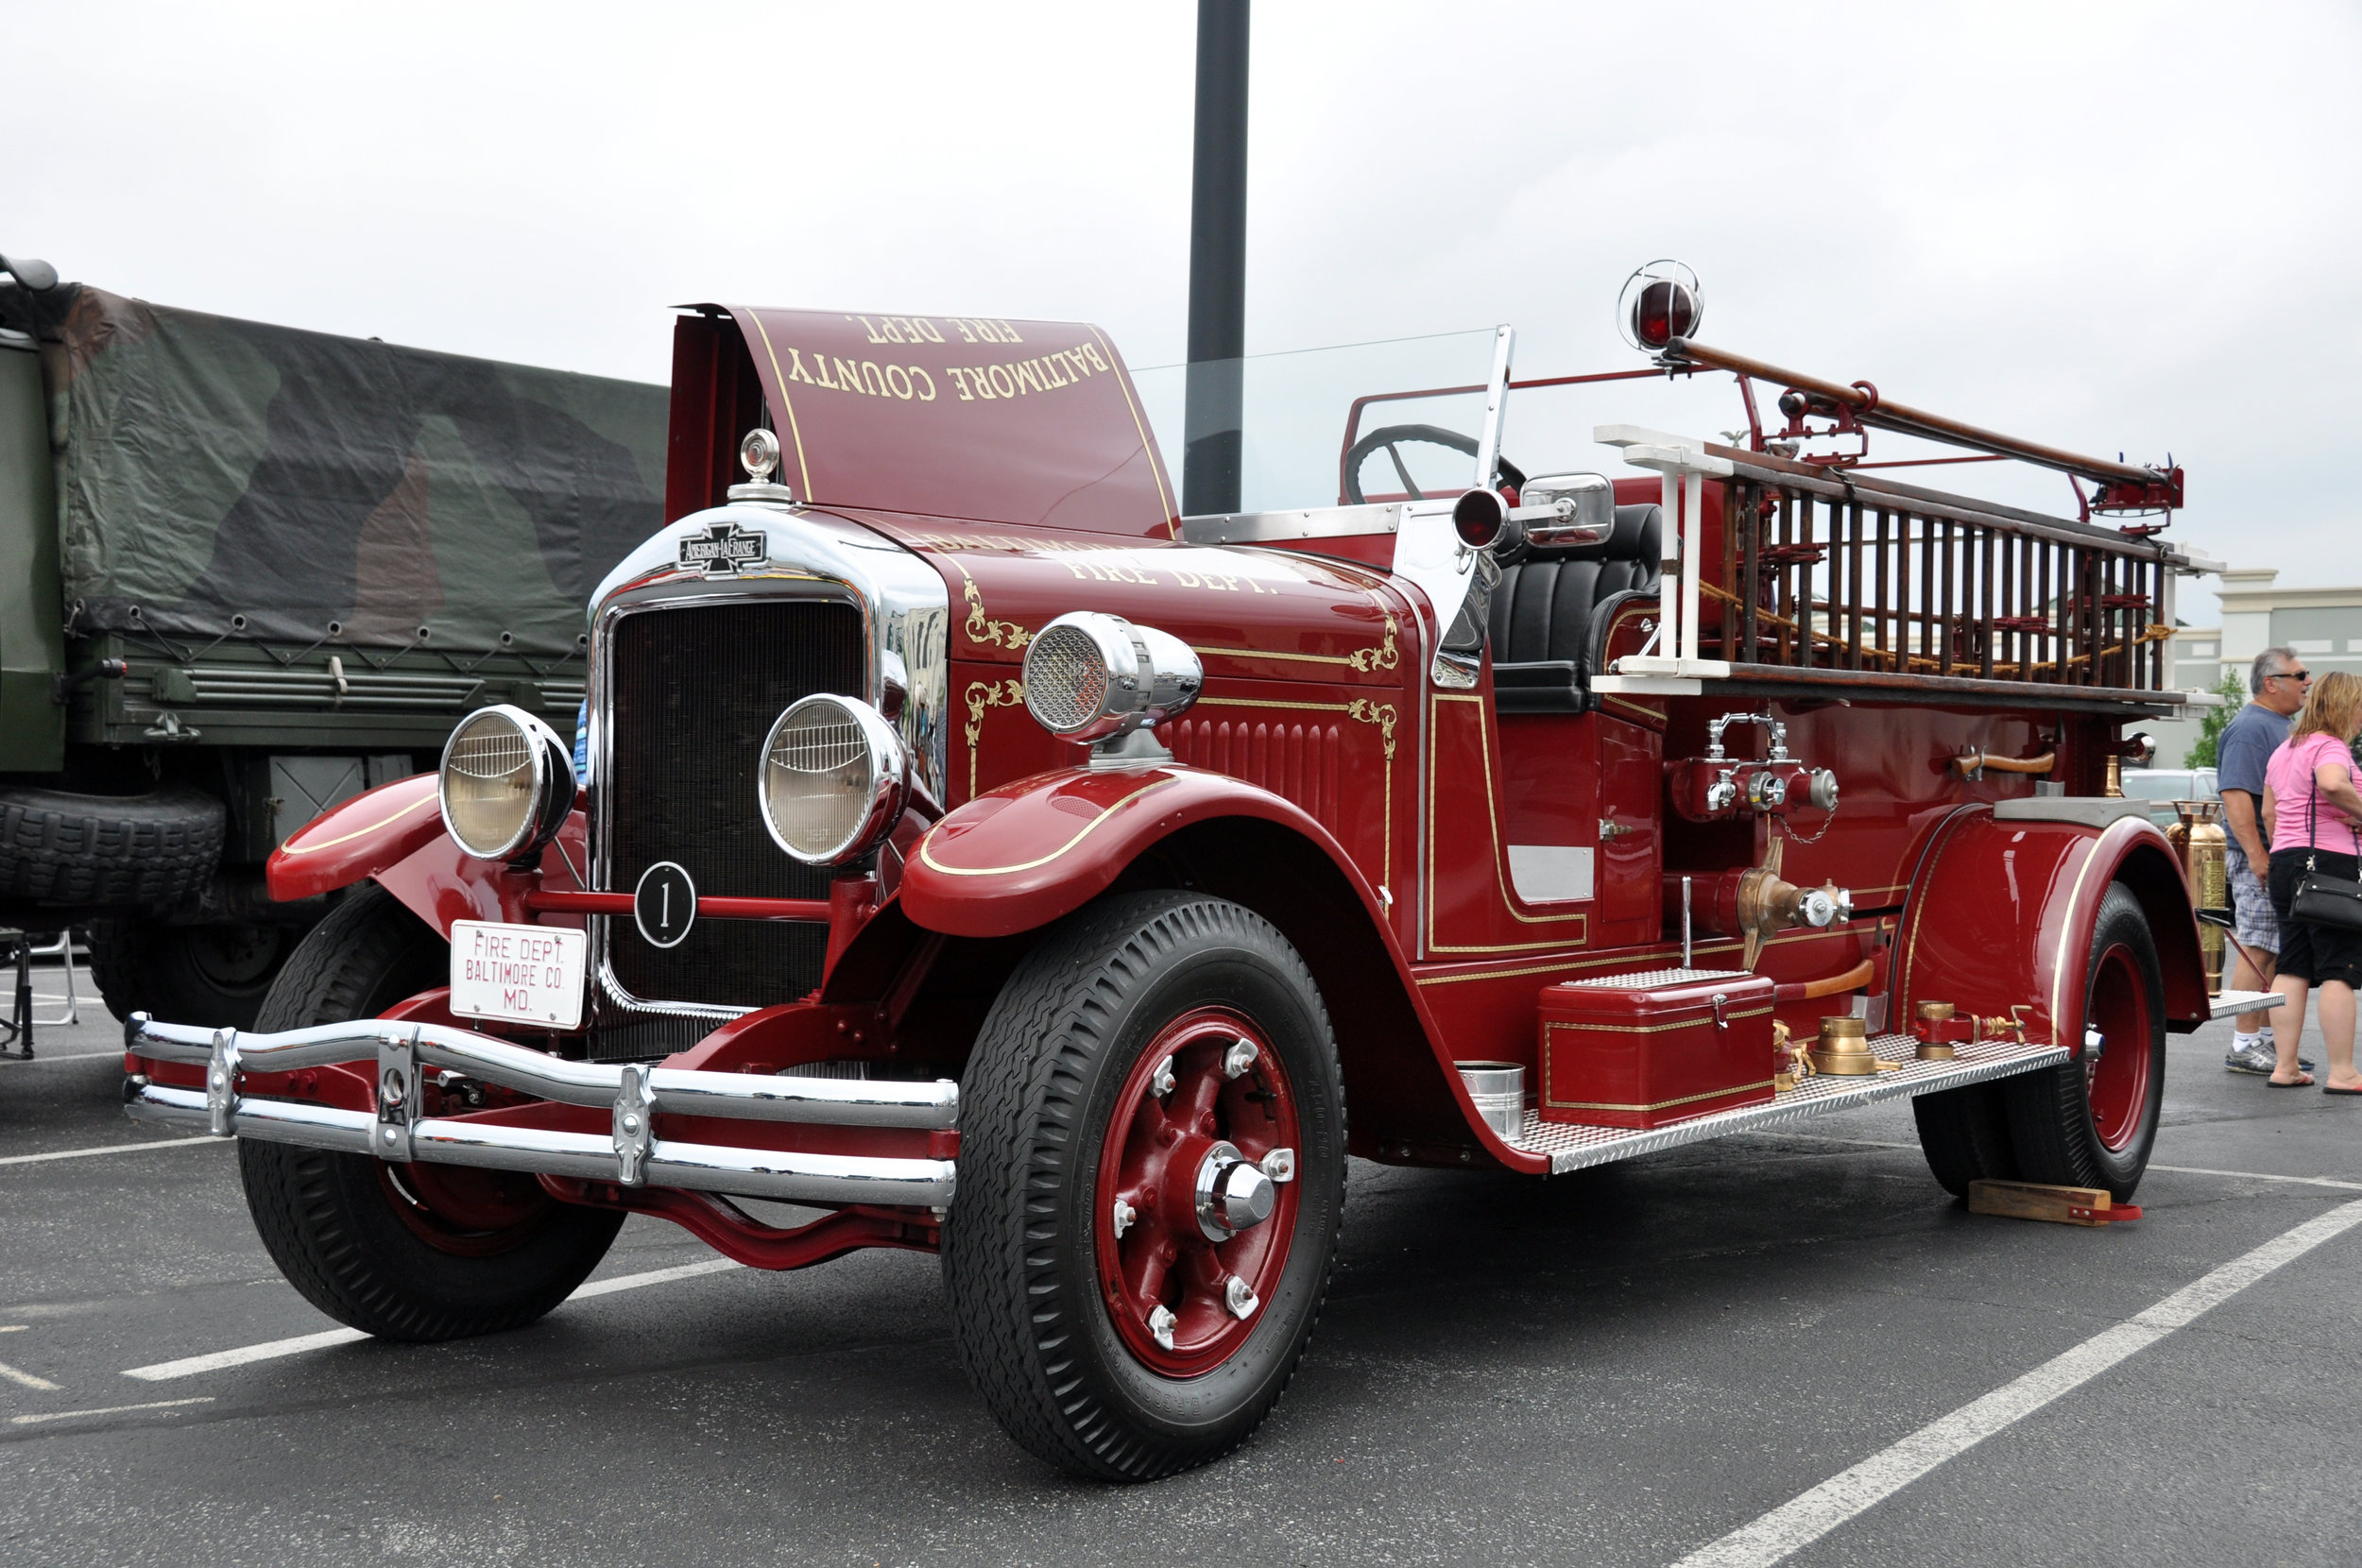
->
<box><xmin>2226</xmin><ymin>1044</ymin><xmax>2278</xmax><ymax>1076</ymax></box>
<box><xmin>2268</xmin><ymin>1040</ymin><xmax>2320</xmax><ymax>1071</ymax></box>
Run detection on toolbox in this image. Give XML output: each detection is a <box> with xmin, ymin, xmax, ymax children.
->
<box><xmin>1538</xmin><ymin>968</ymin><xmax>1780</xmax><ymax>1129</ymax></box>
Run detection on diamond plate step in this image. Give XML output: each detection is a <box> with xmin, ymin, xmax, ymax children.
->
<box><xmin>1508</xmin><ymin>1034</ymin><xmax>2070</xmax><ymax>1174</ymax></box>
<box><xmin>2208</xmin><ymin>988</ymin><xmax>2282</xmax><ymax>1020</ymax></box>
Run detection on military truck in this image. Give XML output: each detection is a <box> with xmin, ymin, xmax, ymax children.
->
<box><xmin>0</xmin><ymin>254</ymin><xmax>665</xmax><ymax>1027</ymax></box>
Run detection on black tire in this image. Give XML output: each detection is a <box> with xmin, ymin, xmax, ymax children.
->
<box><xmin>237</xmin><ymin>882</ymin><xmax>623</xmax><ymax>1341</ymax></box>
<box><xmin>0</xmin><ymin>784</ymin><xmax>223</xmax><ymax>908</ymax></box>
<box><xmin>90</xmin><ymin>917</ymin><xmax>292</xmax><ymax>1031</ymax></box>
<box><xmin>942</xmin><ymin>891</ymin><xmax>1347</xmax><ymax>1480</ymax></box>
<box><xmin>1910</xmin><ymin>1082</ymin><xmax>2020</xmax><ymax>1198</ymax></box>
<box><xmin>2003</xmin><ymin>883</ymin><xmax>2166</xmax><ymax>1202</ymax></box>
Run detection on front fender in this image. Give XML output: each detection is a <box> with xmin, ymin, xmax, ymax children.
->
<box><xmin>899</xmin><ymin>760</ymin><xmax>1547</xmax><ymax>1173</ymax></box>
<box><xmin>900</xmin><ymin>762</ymin><xmax>1391</xmax><ymax>940</ymax></box>
<box><xmin>1897</xmin><ymin>807</ymin><xmax>2207</xmax><ymax>1054</ymax></box>
<box><xmin>266</xmin><ymin>774</ymin><xmax>445</xmax><ymax>900</ymax></box>
<box><xmin>268</xmin><ymin>771</ymin><xmax>590</xmax><ymax>944</ymax></box>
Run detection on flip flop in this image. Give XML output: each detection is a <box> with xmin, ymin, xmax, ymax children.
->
<box><xmin>2270</xmin><ymin>1074</ymin><xmax>2316</xmax><ymax>1087</ymax></box>
<box><xmin>2325</xmin><ymin>1084</ymin><xmax>2362</xmax><ymax>1096</ymax></box>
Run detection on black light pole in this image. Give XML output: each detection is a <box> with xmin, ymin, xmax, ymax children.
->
<box><xmin>1183</xmin><ymin>0</ymin><xmax>1248</xmax><ymax>518</ymax></box>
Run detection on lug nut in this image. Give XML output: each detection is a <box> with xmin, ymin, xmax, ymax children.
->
<box><xmin>1148</xmin><ymin>1304</ymin><xmax>1176</xmax><ymax>1351</ymax></box>
<box><xmin>1260</xmin><ymin>1147</ymin><xmax>1296</xmax><ymax>1184</ymax></box>
<box><xmin>1151</xmin><ymin>1056</ymin><xmax>1175</xmax><ymax>1097</ymax></box>
<box><xmin>1224</xmin><ymin>1275</ymin><xmax>1259</xmax><ymax>1320</ymax></box>
<box><xmin>1112</xmin><ymin>1197</ymin><xmax>1137</xmax><ymax>1238</ymax></box>
<box><xmin>1222</xmin><ymin>1038</ymin><xmax>1258</xmax><ymax>1079</ymax></box>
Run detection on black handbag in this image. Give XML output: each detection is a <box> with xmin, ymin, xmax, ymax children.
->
<box><xmin>2290</xmin><ymin>769</ymin><xmax>2362</xmax><ymax>932</ymax></box>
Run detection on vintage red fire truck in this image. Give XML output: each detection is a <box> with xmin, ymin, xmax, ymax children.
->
<box><xmin>124</xmin><ymin>271</ymin><xmax>2256</xmax><ymax>1479</ymax></box>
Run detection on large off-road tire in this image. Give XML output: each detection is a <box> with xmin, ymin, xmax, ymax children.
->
<box><xmin>0</xmin><ymin>784</ymin><xmax>222</xmax><ymax>908</ymax></box>
<box><xmin>1910</xmin><ymin>1082</ymin><xmax>2020</xmax><ymax>1198</ymax></box>
<box><xmin>2003</xmin><ymin>883</ymin><xmax>2166</xmax><ymax>1202</ymax></box>
<box><xmin>942</xmin><ymin>892</ymin><xmax>1347</xmax><ymax>1480</ymax></box>
<box><xmin>90</xmin><ymin>917</ymin><xmax>292</xmax><ymax>1031</ymax></box>
<box><xmin>237</xmin><ymin>882</ymin><xmax>623</xmax><ymax>1341</ymax></box>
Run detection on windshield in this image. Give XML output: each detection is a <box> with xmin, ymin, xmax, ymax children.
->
<box><xmin>1132</xmin><ymin>329</ymin><xmax>1500</xmax><ymax>516</ymax></box>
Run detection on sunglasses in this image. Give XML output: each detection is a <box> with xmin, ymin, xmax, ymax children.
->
<box><xmin>2273</xmin><ymin>669</ymin><xmax>2314</xmax><ymax>683</ymax></box>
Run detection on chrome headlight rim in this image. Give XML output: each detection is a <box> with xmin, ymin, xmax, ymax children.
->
<box><xmin>1021</xmin><ymin>611</ymin><xmax>1203</xmax><ymax>742</ymax></box>
<box><xmin>437</xmin><ymin>703</ymin><xmax>576</xmax><ymax>863</ymax></box>
<box><xmin>758</xmin><ymin>693</ymin><xmax>912</xmax><ymax>867</ymax></box>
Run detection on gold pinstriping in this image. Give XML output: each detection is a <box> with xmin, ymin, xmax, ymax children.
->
<box><xmin>744</xmin><ymin>310</ymin><xmax>813</xmax><ymax>502</ymax></box>
<box><xmin>1426</xmin><ymin>691</ymin><xmax>1586</xmax><ymax>954</ymax></box>
<box><xmin>916</xmin><ymin>777</ymin><xmax>1179</xmax><ymax>878</ymax></box>
<box><xmin>276</xmin><ymin>792</ymin><xmax>437</xmax><ymax>854</ymax></box>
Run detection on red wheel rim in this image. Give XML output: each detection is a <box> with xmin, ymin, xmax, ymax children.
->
<box><xmin>2084</xmin><ymin>943</ymin><xmax>2153</xmax><ymax>1152</ymax></box>
<box><xmin>1093</xmin><ymin>1007</ymin><xmax>1301</xmax><ymax>1378</ymax></box>
<box><xmin>378</xmin><ymin>1162</ymin><xmax>553</xmax><ymax>1258</ymax></box>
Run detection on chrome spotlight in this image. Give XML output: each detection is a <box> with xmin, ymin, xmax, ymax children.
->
<box><xmin>1021</xmin><ymin>612</ymin><xmax>1202</xmax><ymax>763</ymax></box>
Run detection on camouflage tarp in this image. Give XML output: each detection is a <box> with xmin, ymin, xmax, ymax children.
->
<box><xmin>16</xmin><ymin>284</ymin><xmax>666</xmax><ymax>655</ymax></box>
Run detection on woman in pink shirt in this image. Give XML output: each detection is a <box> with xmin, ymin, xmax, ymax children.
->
<box><xmin>2260</xmin><ymin>670</ymin><xmax>2362</xmax><ymax>1090</ymax></box>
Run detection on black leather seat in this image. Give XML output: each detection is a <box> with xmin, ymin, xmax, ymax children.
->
<box><xmin>1486</xmin><ymin>503</ymin><xmax>1662</xmax><ymax>714</ymax></box>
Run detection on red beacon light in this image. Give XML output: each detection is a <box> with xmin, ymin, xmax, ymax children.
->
<box><xmin>1618</xmin><ymin>260</ymin><xmax>1703</xmax><ymax>352</ymax></box>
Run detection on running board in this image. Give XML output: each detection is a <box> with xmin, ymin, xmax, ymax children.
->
<box><xmin>2208</xmin><ymin>989</ymin><xmax>2282</xmax><ymax>1020</ymax></box>
<box><xmin>1509</xmin><ymin>1034</ymin><xmax>2068</xmax><ymax>1175</ymax></box>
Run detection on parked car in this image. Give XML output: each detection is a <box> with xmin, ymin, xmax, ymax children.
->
<box><xmin>2119</xmin><ymin>765</ymin><xmax>2220</xmax><ymax>828</ymax></box>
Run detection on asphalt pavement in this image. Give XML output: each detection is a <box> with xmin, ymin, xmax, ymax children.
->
<box><xmin>5</xmin><ymin>962</ymin><xmax>2359</xmax><ymax>1567</ymax></box>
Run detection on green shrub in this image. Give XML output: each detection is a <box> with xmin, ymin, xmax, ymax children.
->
<box><xmin>2183</xmin><ymin>670</ymin><xmax>2249</xmax><ymax>769</ymax></box>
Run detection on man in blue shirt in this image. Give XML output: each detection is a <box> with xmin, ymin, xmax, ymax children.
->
<box><xmin>2219</xmin><ymin>647</ymin><xmax>2310</xmax><ymax>1074</ymax></box>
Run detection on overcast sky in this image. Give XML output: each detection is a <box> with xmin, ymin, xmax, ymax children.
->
<box><xmin>9</xmin><ymin>1</ymin><xmax>2358</xmax><ymax>626</ymax></box>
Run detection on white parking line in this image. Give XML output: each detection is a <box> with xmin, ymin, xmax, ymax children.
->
<box><xmin>0</xmin><ymin>1048</ymin><xmax>130</xmax><ymax>1067</ymax></box>
<box><xmin>0</xmin><ymin>1137</ymin><xmax>218</xmax><ymax>1167</ymax></box>
<box><xmin>2149</xmin><ymin>1164</ymin><xmax>2362</xmax><ymax>1191</ymax></box>
<box><xmin>123</xmin><ymin>1326</ymin><xmax>368</xmax><ymax>1380</ymax></box>
<box><xmin>1670</xmin><ymin>1196</ymin><xmax>2362</xmax><ymax>1568</ymax></box>
<box><xmin>0</xmin><ymin>1051</ymin><xmax>114</xmax><ymax>1067</ymax></box>
<box><xmin>123</xmin><ymin>1257</ymin><xmax>744</xmax><ymax>1381</ymax></box>
<box><xmin>11</xmin><ymin>1397</ymin><xmax>213</xmax><ymax>1426</ymax></box>
<box><xmin>565</xmin><ymin>1256</ymin><xmax>742</xmax><ymax>1300</ymax></box>
<box><xmin>0</xmin><ymin>1359</ymin><xmax>61</xmax><ymax>1391</ymax></box>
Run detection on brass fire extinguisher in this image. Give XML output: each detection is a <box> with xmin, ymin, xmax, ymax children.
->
<box><xmin>2173</xmin><ymin>800</ymin><xmax>2228</xmax><ymax>996</ymax></box>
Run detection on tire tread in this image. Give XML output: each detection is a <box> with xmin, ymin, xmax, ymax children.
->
<box><xmin>942</xmin><ymin>892</ymin><xmax>1344</xmax><ymax>1481</ymax></box>
<box><xmin>237</xmin><ymin>883</ymin><xmax>621</xmax><ymax>1341</ymax></box>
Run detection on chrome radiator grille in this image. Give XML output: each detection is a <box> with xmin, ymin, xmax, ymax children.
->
<box><xmin>601</xmin><ymin>599</ymin><xmax>864</xmax><ymax>1024</ymax></box>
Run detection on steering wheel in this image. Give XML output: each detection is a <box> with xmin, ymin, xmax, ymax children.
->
<box><xmin>1342</xmin><ymin>422</ymin><xmax>1526</xmax><ymax>505</ymax></box>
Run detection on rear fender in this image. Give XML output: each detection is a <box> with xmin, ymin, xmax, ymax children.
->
<box><xmin>1898</xmin><ymin>808</ymin><xmax>2206</xmax><ymax>1054</ymax></box>
<box><xmin>900</xmin><ymin>763</ymin><xmax>1545</xmax><ymax>1171</ymax></box>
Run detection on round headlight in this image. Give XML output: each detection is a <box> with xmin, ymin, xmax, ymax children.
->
<box><xmin>438</xmin><ymin>705</ymin><xmax>575</xmax><ymax>861</ymax></box>
<box><xmin>1021</xmin><ymin>612</ymin><xmax>1202</xmax><ymax>741</ymax></box>
<box><xmin>759</xmin><ymin>694</ymin><xmax>910</xmax><ymax>866</ymax></box>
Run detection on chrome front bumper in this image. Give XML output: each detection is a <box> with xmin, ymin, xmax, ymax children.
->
<box><xmin>123</xmin><ymin>1013</ymin><xmax>957</xmax><ymax>1208</ymax></box>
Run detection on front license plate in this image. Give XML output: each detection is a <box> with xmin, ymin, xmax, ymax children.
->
<box><xmin>449</xmin><ymin>920</ymin><xmax>587</xmax><ymax>1030</ymax></box>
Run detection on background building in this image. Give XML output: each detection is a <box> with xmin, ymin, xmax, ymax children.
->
<box><xmin>2153</xmin><ymin>570</ymin><xmax>2362</xmax><ymax>765</ymax></box>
